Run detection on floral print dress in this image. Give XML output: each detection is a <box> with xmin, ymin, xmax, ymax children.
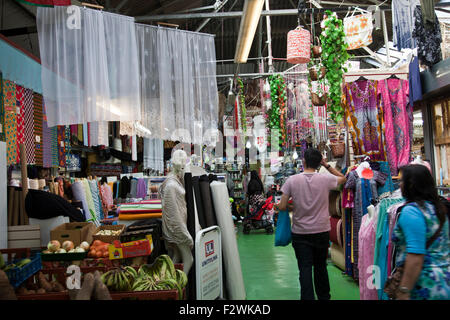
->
<box><xmin>392</xmin><ymin>202</ymin><xmax>450</xmax><ymax>300</ymax></box>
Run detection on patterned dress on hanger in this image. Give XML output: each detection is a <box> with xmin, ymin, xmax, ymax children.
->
<box><xmin>377</xmin><ymin>79</ymin><xmax>411</xmax><ymax>176</ymax></box>
<box><xmin>345</xmin><ymin>80</ymin><xmax>386</xmax><ymax>161</ymax></box>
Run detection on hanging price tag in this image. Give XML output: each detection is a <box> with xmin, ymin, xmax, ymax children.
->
<box><xmin>35</xmin><ymin>135</ymin><xmax>40</xmax><ymax>143</ymax></box>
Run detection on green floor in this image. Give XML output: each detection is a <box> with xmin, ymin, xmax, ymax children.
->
<box><xmin>236</xmin><ymin>225</ymin><xmax>360</xmax><ymax>300</ymax></box>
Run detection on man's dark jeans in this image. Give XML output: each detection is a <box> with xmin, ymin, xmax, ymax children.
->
<box><xmin>292</xmin><ymin>231</ymin><xmax>330</xmax><ymax>300</ymax></box>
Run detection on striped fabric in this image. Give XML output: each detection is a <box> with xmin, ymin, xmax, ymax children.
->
<box><xmin>33</xmin><ymin>93</ymin><xmax>44</xmax><ymax>166</ymax></box>
<box><xmin>23</xmin><ymin>88</ymin><xmax>35</xmax><ymax>164</ymax></box>
<box><xmin>42</xmin><ymin>113</ymin><xmax>52</xmax><ymax>168</ymax></box>
<box><xmin>57</xmin><ymin>125</ymin><xmax>66</xmax><ymax>167</ymax></box>
<box><xmin>15</xmin><ymin>85</ymin><xmax>25</xmax><ymax>162</ymax></box>
<box><xmin>51</xmin><ymin>125</ymin><xmax>58</xmax><ymax>167</ymax></box>
<box><xmin>0</xmin><ymin>74</ymin><xmax>5</xmax><ymax>142</ymax></box>
<box><xmin>65</xmin><ymin>126</ymin><xmax>71</xmax><ymax>164</ymax></box>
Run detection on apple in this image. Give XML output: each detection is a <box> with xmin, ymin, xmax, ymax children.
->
<box><xmin>47</xmin><ymin>240</ymin><xmax>61</xmax><ymax>253</ymax></box>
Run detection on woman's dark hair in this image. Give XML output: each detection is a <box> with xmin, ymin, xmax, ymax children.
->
<box><xmin>304</xmin><ymin>148</ymin><xmax>322</xmax><ymax>169</ymax></box>
<box><xmin>400</xmin><ymin>164</ymin><xmax>447</xmax><ymax>228</ymax></box>
<box><xmin>247</xmin><ymin>170</ymin><xmax>264</xmax><ymax>195</ymax></box>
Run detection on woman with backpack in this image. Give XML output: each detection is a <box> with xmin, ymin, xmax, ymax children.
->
<box><xmin>391</xmin><ymin>164</ymin><xmax>450</xmax><ymax>300</ymax></box>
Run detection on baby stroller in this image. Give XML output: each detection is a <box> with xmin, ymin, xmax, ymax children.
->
<box><xmin>243</xmin><ymin>195</ymin><xmax>275</xmax><ymax>234</ymax></box>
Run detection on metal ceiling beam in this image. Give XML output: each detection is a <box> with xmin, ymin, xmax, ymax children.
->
<box><xmin>0</xmin><ymin>26</ymin><xmax>37</xmax><ymax>37</ymax></box>
<box><xmin>115</xmin><ymin>0</ymin><xmax>129</xmax><ymax>13</ymax></box>
<box><xmin>135</xmin><ymin>6</ymin><xmax>392</xmax><ymax>22</ymax></box>
<box><xmin>196</xmin><ymin>0</ymin><xmax>229</xmax><ymax>32</ymax></box>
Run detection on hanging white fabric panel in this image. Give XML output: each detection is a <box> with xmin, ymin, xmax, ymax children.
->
<box><xmin>37</xmin><ymin>6</ymin><xmax>141</xmax><ymax>127</ymax></box>
<box><xmin>135</xmin><ymin>24</ymin><xmax>219</xmax><ymax>146</ymax></box>
<box><xmin>143</xmin><ymin>138</ymin><xmax>164</xmax><ymax>173</ymax></box>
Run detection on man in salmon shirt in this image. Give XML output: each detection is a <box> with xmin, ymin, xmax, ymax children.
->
<box><xmin>276</xmin><ymin>148</ymin><xmax>346</xmax><ymax>300</ymax></box>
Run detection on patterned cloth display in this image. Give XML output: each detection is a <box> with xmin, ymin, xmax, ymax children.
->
<box><xmin>344</xmin><ymin>13</ymin><xmax>373</xmax><ymax>50</ymax></box>
<box><xmin>345</xmin><ymin>80</ymin><xmax>386</xmax><ymax>161</ymax></box>
<box><xmin>23</xmin><ymin>88</ymin><xmax>35</xmax><ymax>164</ymax></box>
<box><xmin>378</xmin><ymin>79</ymin><xmax>411</xmax><ymax>176</ymax></box>
<box><xmin>15</xmin><ymin>85</ymin><xmax>25</xmax><ymax>162</ymax></box>
<box><xmin>57</xmin><ymin>125</ymin><xmax>66</xmax><ymax>167</ymax></box>
<box><xmin>42</xmin><ymin>113</ymin><xmax>52</xmax><ymax>168</ymax></box>
<box><xmin>392</xmin><ymin>0</ymin><xmax>420</xmax><ymax>50</ymax></box>
<box><xmin>412</xmin><ymin>6</ymin><xmax>443</xmax><ymax>67</ymax></box>
<box><xmin>3</xmin><ymin>79</ymin><xmax>17</xmax><ymax>164</ymax></box>
<box><xmin>5</xmin><ymin>105</ymin><xmax>17</xmax><ymax>165</ymax></box>
<box><xmin>33</xmin><ymin>92</ymin><xmax>44</xmax><ymax>166</ymax></box>
<box><xmin>51</xmin><ymin>125</ymin><xmax>58</xmax><ymax>167</ymax></box>
<box><xmin>0</xmin><ymin>74</ymin><xmax>5</xmax><ymax>142</ymax></box>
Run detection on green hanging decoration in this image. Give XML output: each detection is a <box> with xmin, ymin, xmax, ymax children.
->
<box><xmin>237</xmin><ymin>78</ymin><xmax>247</xmax><ymax>134</ymax></box>
<box><xmin>320</xmin><ymin>10</ymin><xmax>349</xmax><ymax>122</ymax></box>
<box><xmin>267</xmin><ymin>75</ymin><xmax>287</xmax><ymax>149</ymax></box>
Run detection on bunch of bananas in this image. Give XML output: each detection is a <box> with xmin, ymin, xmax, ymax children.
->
<box><xmin>133</xmin><ymin>255</ymin><xmax>188</xmax><ymax>299</ymax></box>
<box><xmin>101</xmin><ymin>266</ymin><xmax>137</xmax><ymax>292</ymax></box>
<box><xmin>100</xmin><ymin>255</ymin><xmax>188</xmax><ymax>299</ymax></box>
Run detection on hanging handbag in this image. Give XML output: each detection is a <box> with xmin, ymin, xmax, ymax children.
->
<box><xmin>383</xmin><ymin>205</ymin><xmax>444</xmax><ymax>299</ymax></box>
<box><xmin>274</xmin><ymin>210</ymin><xmax>292</xmax><ymax>246</ymax></box>
<box><xmin>343</xmin><ymin>10</ymin><xmax>373</xmax><ymax>50</ymax></box>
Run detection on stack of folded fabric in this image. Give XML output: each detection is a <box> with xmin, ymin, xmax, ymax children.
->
<box><xmin>118</xmin><ymin>199</ymin><xmax>163</xmax><ymax>220</ymax></box>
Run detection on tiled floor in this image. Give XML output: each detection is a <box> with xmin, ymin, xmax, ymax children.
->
<box><xmin>236</xmin><ymin>226</ymin><xmax>360</xmax><ymax>300</ymax></box>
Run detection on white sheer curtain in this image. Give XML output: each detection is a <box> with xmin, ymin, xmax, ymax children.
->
<box><xmin>143</xmin><ymin>138</ymin><xmax>164</xmax><ymax>173</ymax></box>
<box><xmin>37</xmin><ymin>7</ymin><xmax>141</xmax><ymax>127</ymax></box>
<box><xmin>135</xmin><ymin>24</ymin><xmax>218</xmax><ymax>146</ymax></box>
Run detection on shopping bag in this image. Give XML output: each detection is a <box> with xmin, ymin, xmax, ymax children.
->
<box><xmin>274</xmin><ymin>210</ymin><xmax>292</xmax><ymax>246</ymax></box>
<box><xmin>344</xmin><ymin>12</ymin><xmax>373</xmax><ymax>50</ymax></box>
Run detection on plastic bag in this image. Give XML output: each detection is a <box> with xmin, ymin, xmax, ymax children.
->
<box><xmin>274</xmin><ymin>210</ymin><xmax>292</xmax><ymax>246</ymax></box>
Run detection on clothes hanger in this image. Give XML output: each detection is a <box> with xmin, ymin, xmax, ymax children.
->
<box><xmin>356</xmin><ymin>75</ymin><xmax>368</xmax><ymax>82</ymax></box>
<box><xmin>388</xmin><ymin>74</ymin><xmax>399</xmax><ymax>79</ymax></box>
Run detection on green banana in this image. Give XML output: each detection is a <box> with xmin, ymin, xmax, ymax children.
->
<box><xmin>3</xmin><ymin>264</ymin><xmax>16</xmax><ymax>271</ymax></box>
<box><xmin>176</xmin><ymin>269</ymin><xmax>188</xmax><ymax>288</ymax></box>
<box><xmin>159</xmin><ymin>255</ymin><xmax>176</xmax><ymax>279</ymax></box>
<box><xmin>16</xmin><ymin>258</ymin><xmax>31</xmax><ymax>268</ymax></box>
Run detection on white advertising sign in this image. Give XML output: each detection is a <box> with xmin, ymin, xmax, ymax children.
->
<box><xmin>195</xmin><ymin>226</ymin><xmax>223</xmax><ymax>300</ymax></box>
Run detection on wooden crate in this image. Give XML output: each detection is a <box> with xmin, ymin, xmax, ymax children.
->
<box><xmin>92</xmin><ymin>224</ymin><xmax>125</xmax><ymax>243</ymax></box>
<box><xmin>8</xmin><ymin>225</ymin><xmax>41</xmax><ymax>249</ymax></box>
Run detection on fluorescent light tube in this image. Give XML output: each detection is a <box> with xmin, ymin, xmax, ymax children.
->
<box><xmin>234</xmin><ymin>0</ymin><xmax>265</xmax><ymax>64</ymax></box>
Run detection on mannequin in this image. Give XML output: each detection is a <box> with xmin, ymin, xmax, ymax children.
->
<box><xmin>159</xmin><ymin>150</ymin><xmax>194</xmax><ymax>275</ymax></box>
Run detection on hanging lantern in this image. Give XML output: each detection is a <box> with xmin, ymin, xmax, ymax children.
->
<box><xmin>287</xmin><ymin>26</ymin><xmax>311</xmax><ymax>64</ymax></box>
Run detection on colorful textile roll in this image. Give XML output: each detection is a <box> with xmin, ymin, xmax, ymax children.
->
<box><xmin>15</xmin><ymin>85</ymin><xmax>25</xmax><ymax>162</ymax></box>
<box><xmin>5</xmin><ymin>105</ymin><xmax>17</xmax><ymax>165</ymax></box>
<box><xmin>42</xmin><ymin>113</ymin><xmax>52</xmax><ymax>168</ymax></box>
<box><xmin>23</xmin><ymin>88</ymin><xmax>35</xmax><ymax>164</ymax></box>
<box><xmin>118</xmin><ymin>212</ymin><xmax>162</xmax><ymax>220</ymax></box>
<box><xmin>51</xmin><ymin>126</ymin><xmax>58</xmax><ymax>167</ymax></box>
<box><xmin>0</xmin><ymin>74</ymin><xmax>5</xmax><ymax>142</ymax></box>
<box><xmin>82</xmin><ymin>179</ymin><xmax>97</xmax><ymax>224</ymax></box>
<box><xmin>33</xmin><ymin>92</ymin><xmax>44</xmax><ymax>166</ymax></box>
<box><xmin>57</xmin><ymin>125</ymin><xmax>66</xmax><ymax>167</ymax></box>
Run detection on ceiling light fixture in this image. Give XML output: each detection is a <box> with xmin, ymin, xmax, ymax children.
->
<box><xmin>234</xmin><ymin>0</ymin><xmax>265</xmax><ymax>64</ymax></box>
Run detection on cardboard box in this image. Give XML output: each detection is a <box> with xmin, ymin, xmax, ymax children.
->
<box><xmin>8</xmin><ymin>225</ymin><xmax>41</xmax><ymax>249</ymax></box>
<box><xmin>50</xmin><ymin>222</ymin><xmax>96</xmax><ymax>247</ymax></box>
<box><xmin>108</xmin><ymin>235</ymin><xmax>153</xmax><ymax>260</ymax></box>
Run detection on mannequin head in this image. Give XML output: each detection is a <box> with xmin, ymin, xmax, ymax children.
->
<box><xmin>171</xmin><ymin>149</ymin><xmax>188</xmax><ymax>178</ymax></box>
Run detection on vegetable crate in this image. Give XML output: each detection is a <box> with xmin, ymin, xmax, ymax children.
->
<box><xmin>17</xmin><ymin>264</ymin><xmax>185</xmax><ymax>300</ymax></box>
<box><xmin>92</xmin><ymin>224</ymin><xmax>125</xmax><ymax>243</ymax></box>
<box><xmin>0</xmin><ymin>248</ymin><xmax>42</xmax><ymax>288</ymax></box>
